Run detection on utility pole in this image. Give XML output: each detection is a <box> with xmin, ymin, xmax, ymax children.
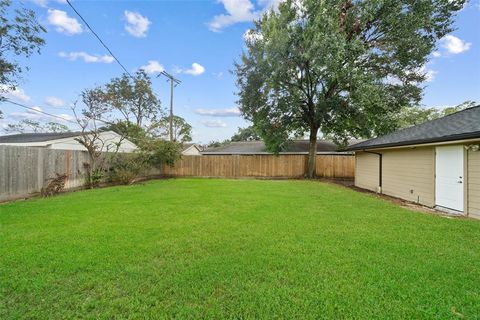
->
<box><xmin>158</xmin><ymin>71</ymin><xmax>181</xmax><ymax>141</ymax></box>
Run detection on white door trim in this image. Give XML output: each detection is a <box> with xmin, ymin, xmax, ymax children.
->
<box><xmin>435</xmin><ymin>145</ymin><xmax>464</xmax><ymax>213</ymax></box>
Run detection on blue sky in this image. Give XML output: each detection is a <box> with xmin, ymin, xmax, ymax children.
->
<box><xmin>0</xmin><ymin>0</ymin><xmax>479</xmax><ymax>143</ymax></box>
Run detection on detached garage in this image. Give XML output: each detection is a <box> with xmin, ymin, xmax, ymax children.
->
<box><xmin>348</xmin><ymin>105</ymin><xmax>480</xmax><ymax>219</ymax></box>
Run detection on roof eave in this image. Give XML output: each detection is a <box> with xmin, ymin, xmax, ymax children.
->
<box><xmin>346</xmin><ymin>131</ymin><xmax>480</xmax><ymax>151</ymax></box>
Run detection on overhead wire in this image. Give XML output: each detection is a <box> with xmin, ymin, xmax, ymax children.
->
<box><xmin>65</xmin><ymin>0</ymin><xmax>134</xmax><ymax>79</ymax></box>
<box><xmin>3</xmin><ymin>99</ymin><xmax>80</xmax><ymax>126</ymax></box>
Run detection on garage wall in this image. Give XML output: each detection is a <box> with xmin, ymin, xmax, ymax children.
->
<box><xmin>355</xmin><ymin>152</ymin><xmax>380</xmax><ymax>192</ymax></box>
<box><xmin>382</xmin><ymin>147</ymin><xmax>435</xmax><ymax>207</ymax></box>
<box><xmin>468</xmin><ymin>149</ymin><xmax>480</xmax><ymax>219</ymax></box>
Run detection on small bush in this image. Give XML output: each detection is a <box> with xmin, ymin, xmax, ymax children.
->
<box><xmin>83</xmin><ymin>163</ymin><xmax>105</xmax><ymax>188</ymax></box>
<box><xmin>41</xmin><ymin>173</ymin><xmax>68</xmax><ymax>197</ymax></box>
<box><xmin>108</xmin><ymin>153</ymin><xmax>147</xmax><ymax>185</ymax></box>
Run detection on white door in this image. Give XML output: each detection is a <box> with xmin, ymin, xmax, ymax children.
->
<box><xmin>435</xmin><ymin>146</ymin><xmax>464</xmax><ymax>212</ymax></box>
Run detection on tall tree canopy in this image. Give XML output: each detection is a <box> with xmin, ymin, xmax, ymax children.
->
<box><xmin>0</xmin><ymin>0</ymin><xmax>46</xmax><ymax>116</ymax></box>
<box><xmin>154</xmin><ymin>115</ymin><xmax>192</xmax><ymax>143</ymax></box>
<box><xmin>103</xmin><ymin>70</ymin><xmax>163</xmax><ymax>129</ymax></box>
<box><xmin>235</xmin><ymin>0</ymin><xmax>465</xmax><ymax>178</ymax></box>
<box><xmin>231</xmin><ymin>126</ymin><xmax>261</xmax><ymax>141</ymax></box>
<box><xmin>0</xmin><ymin>0</ymin><xmax>45</xmax><ymax>90</ymax></box>
<box><xmin>396</xmin><ymin>100</ymin><xmax>476</xmax><ymax>129</ymax></box>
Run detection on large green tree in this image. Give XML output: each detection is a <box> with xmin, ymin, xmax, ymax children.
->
<box><xmin>235</xmin><ymin>0</ymin><xmax>465</xmax><ymax>178</ymax></box>
<box><xmin>396</xmin><ymin>100</ymin><xmax>476</xmax><ymax>129</ymax></box>
<box><xmin>0</xmin><ymin>0</ymin><xmax>46</xmax><ymax>115</ymax></box>
<box><xmin>231</xmin><ymin>126</ymin><xmax>261</xmax><ymax>141</ymax></box>
<box><xmin>103</xmin><ymin>70</ymin><xmax>163</xmax><ymax>129</ymax></box>
<box><xmin>154</xmin><ymin>115</ymin><xmax>192</xmax><ymax>143</ymax></box>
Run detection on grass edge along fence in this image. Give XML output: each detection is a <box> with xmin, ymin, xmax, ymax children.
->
<box><xmin>163</xmin><ymin>154</ymin><xmax>354</xmax><ymax>179</ymax></box>
<box><xmin>0</xmin><ymin>146</ymin><xmax>354</xmax><ymax>202</ymax></box>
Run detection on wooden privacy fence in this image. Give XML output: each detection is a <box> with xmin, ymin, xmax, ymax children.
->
<box><xmin>0</xmin><ymin>145</ymin><xmax>91</xmax><ymax>202</ymax></box>
<box><xmin>163</xmin><ymin>154</ymin><xmax>355</xmax><ymax>179</ymax></box>
<box><xmin>1</xmin><ymin>146</ymin><xmax>354</xmax><ymax>202</ymax></box>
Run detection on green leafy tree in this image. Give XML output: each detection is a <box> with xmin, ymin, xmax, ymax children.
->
<box><xmin>396</xmin><ymin>106</ymin><xmax>441</xmax><ymax>129</ymax></box>
<box><xmin>442</xmin><ymin>100</ymin><xmax>476</xmax><ymax>116</ymax></box>
<box><xmin>140</xmin><ymin>139</ymin><xmax>183</xmax><ymax>168</ymax></box>
<box><xmin>207</xmin><ymin>140</ymin><xmax>231</xmax><ymax>148</ymax></box>
<box><xmin>5</xmin><ymin>119</ymin><xmax>69</xmax><ymax>133</ymax></box>
<box><xmin>235</xmin><ymin>0</ymin><xmax>464</xmax><ymax>178</ymax></box>
<box><xmin>154</xmin><ymin>115</ymin><xmax>192</xmax><ymax>143</ymax></box>
<box><xmin>102</xmin><ymin>121</ymin><xmax>148</xmax><ymax>145</ymax></box>
<box><xmin>0</xmin><ymin>0</ymin><xmax>46</xmax><ymax>99</ymax></box>
<box><xmin>44</xmin><ymin>121</ymin><xmax>70</xmax><ymax>133</ymax></box>
<box><xmin>104</xmin><ymin>70</ymin><xmax>163</xmax><ymax>129</ymax></box>
<box><xmin>231</xmin><ymin>126</ymin><xmax>261</xmax><ymax>141</ymax></box>
<box><xmin>397</xmin><ymin>100</ymin><xmax>476</xmax><ymax>128</ymax></box>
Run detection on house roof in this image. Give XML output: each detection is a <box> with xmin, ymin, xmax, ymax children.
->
<box><xmin>0</xmin><ymin>132</ymin><xmax>83</xmax><ymax>143</ymax></box>
<box><xmin>182</xmin><ymin>143</ymin><xmax>201</xmax><ymax>152</ymax></box>
<box><xmin>202</xmin><ymin>140</ymin><xmax>353</xmax><ymax>155</ymax></box>
<box><xmin>347</xmin><ymin>105</ymin><xmax>480</xmax><ymax>151</ymax></box>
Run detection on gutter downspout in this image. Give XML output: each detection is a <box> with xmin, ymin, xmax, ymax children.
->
<box><xmin>364</xmin><ymin>150</ymin><xmax>382</xmax><ymax>193</ymax></box>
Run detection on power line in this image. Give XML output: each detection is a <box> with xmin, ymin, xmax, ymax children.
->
<box><xmin>65</xmin><ymin>0</ymin><xmax>134</xmax><ymax>79</ymax></box>
<box><xmin>2</xmin><ymin>99</ymin><xmax>79</xmax><ymax>126</ymax></box>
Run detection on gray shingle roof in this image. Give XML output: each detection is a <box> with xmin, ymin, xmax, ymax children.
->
<box><xmin>202</xmin><ymin>140</ymin><xmax>351</xmax><ymax>155</ymax></box>
<box><xmin>0</xmin><ymin>132</ymin><xmax>83</xmax><ymax>143</ymax></box>
<box><xmin>348</xmin><ymin>105</ymin><xmax>480</xmax><ymax>151</ymax></box>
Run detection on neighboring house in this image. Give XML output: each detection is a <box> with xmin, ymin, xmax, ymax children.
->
<box><xmin>347</xmin><ymin>105</ymin><xmax>480</xmax><ymax>219</ymax></box>
<box><xmin>182</xmin><ymin>143</ymin><xmax>202</xmax><ymax>155</ymax></box>
<box><xmin>0</xmin><ymin>131</ymin><xmax>138</xmax><ymax>153</ymax></box>
<box><xmin>202</xmin><ymin>140</ymin><xmax>355</xmax><ymax>155</ymax></box>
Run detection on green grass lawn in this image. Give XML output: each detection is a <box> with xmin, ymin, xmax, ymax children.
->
<box><xmin>1</xmin><ymin>179</ymin><xmax>479</xmax><ymax>319</ymax></box>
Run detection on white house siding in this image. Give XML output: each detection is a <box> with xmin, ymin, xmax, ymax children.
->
<box><xmin>381</xmin><ymin>147</ymin><xmax>435</xmax><ymax>207</ymax></box>
<box><xmin>182</xmin><ymin>145</ymin><xmax>202</xmax><ymax>156</ymax></box>
<box><xmin>355</xmin><ymin>151</ymin><xmax>380</xmax><ymax>192</ymax></box>
<box><xmin>49</xmin><ymin>132</ymin><xmax>137</xmax><ymax>153</ymax></box>
<box><xmin>0</xmin><ymin>131</ymin><xmax>137</xmax><ymax>153</ymax></box>
<box><xmin>468</xmin><ymin>149</ymin><xmax>480</xmax><ymax>219</ymax></box>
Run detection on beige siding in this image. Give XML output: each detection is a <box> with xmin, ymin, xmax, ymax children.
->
<box><xmin>382</xmin><ymin>147</ymin><xmax>435</xmax><ymax>207</ymax></box>
<box><xmin>355</xmin><ymin>152</ymin><xmax>380</xmax><ymax>192</ymax></box>
<box><xmin>468</xmin><ymin>149</ymin><xmax>480</xmax><ymax>219</ymax></box>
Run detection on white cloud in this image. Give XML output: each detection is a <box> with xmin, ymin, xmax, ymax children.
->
<box><xmin>124</xmin><ymin>11</ymin><xmax>151</xmax><ymax>38</ymax></box>
<box><xmin>432</xmin><ymin>51</ymin><xmax>441</xmax><ymax>58</ymax></box>
<box><xmin>45</xmin><ymin>96</ymin><xmax>65</xmax><ymax>108</ymax></box>
<box><xmin>208</xmin><ymin>0</ymin><xmax>259</xmax><ymax>32</ymax></box>
<box><xmin>59</xmin><ymin>51</ymin><xmax>114</xmax><ymax>63</ymax></box>
<box><xmin>47</xmin><ymin>9</ymin><xmax>82</xmax><ymax>35</ymax></box>
<box><xmin>0</xmin><ymin>86</ymin><xmax>31</xmax><ymax>103</ymax></box>
<box><xmin>419</xmin><ymin>65</ymin><xmax>437</xmax><ymax>82</ymax></box>
<box><xmin>195</xmin><ymin>107</ymin><xmax>240</xmax><ymax>117</ymax></box>
<box><xmin>441</xmin><ymin>35</ymin><xmax>471</xmax><ymax>54</ymax></box>
<box><xmin>176</xmin><ymin>63</ymin><xmax>205</xmax><ymax>76</ymax></box>
<box><xmin>243</xmin><ymin>29</ymin><xmax>263</xmax><ymax>43</ymax></box>
<box><xmin>140</xmin><ymin>60</ymin><xmax>164</xmax><ymax>74</ymax></box>
<box><xmin>201</xmin><ymin>120</ymin><xmax>227</xmax><ymax>128</ymax></box>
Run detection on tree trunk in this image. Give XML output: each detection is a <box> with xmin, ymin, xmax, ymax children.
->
<box><xmin>307</xmin><ymin>127</ymin><xmax>318</xmax><ymax>179</ymax></box>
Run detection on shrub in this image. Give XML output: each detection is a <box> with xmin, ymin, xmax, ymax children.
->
<box><xmin>83</xmin><ymin>163</ymin><xmax>105</xmax><ymax>188</ymax></box>
<box><xmin>41</xmin><ymin>173</ymin><xmax>68</xmax><ymax>197</ymax></box>
<box><xmin>108</xmin><ymin>153</ymin><xmax>148</xmax><ymax>185</ymax></box>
